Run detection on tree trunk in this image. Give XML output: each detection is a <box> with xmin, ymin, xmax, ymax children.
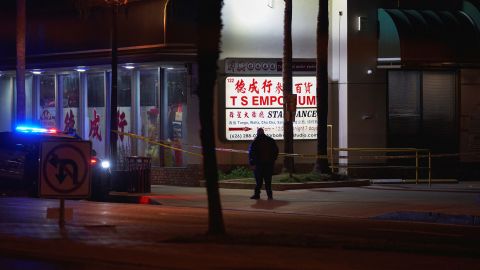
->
<box><xmin>16</xmin><ymin>0</ymin><xmax>26</xmax><ymax>124</ymax></box>
<box><xmin>110</xmin><ymin>4</ymin><xmax>118</xmax><ymax>165</ymax></box>
<box><xmin>283</xmin><ymin>0</ymin><xmax>294</xmax><ymax>175</ymax></box>
<box><xmin>313</xmin><ymin>0</ymin><xmax>331</xmax><ymax>174</ymax></box>
<box><xmin>197</xmin><ymin>0</ymin><xmax>225</xmax><ymax>235</ymax></box>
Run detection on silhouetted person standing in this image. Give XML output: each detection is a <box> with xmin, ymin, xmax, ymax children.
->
<box><xmin>248</xmin><ymin>128</ymin><xmax>279</xmax><ymax>200</ymax></box>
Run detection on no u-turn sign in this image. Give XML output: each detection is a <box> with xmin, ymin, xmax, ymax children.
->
<box><xmin>39</xmin><ymin>141</ymin><xmax>91</xmax><ymax>198</ymax></box>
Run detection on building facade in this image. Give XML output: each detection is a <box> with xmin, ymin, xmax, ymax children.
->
<box><xmin>0</xmin><ymin>0</ymin><xmax>204</xmax><ymax>186</ymax></box>
<box><xmin>1</xmin><ymin>0</ymin><xmax>479</xmax><ymax>185</ymax></box>
<box><xmin>217</xmin><ymin>0</ymin><xmax>480</xmax><ymax>178</ymax></box>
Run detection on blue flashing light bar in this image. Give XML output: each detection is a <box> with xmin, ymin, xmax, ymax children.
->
<box><xmin>16</xmin><ymin>126</ymin><xmax>58</xmax><ymax>134</ymax></box>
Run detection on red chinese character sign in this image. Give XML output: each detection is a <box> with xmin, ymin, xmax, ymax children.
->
<box><xmin>225</xmin><ymin>76</ymin><xmax>317</xmax><ymax>141</ymax></box>
<box><xmin>89</xmin><ymin>109</ymin><xmax>103</xmax><ymax>142</ymax></box>
<box><xmin>88</xmin><ymin>108</ymin><xmax>106</xmax><ymax>158</ymax></box>
<box><xmin>117</xmin><ymin>109</ymin><xmax>128</xmax><ymax>141</ymax></box>
<box><xmin>63</xmin><ymin>109</ymin><xmax>77</xmax><ymax>132</ymax></box>
<box><xmin>117</xmin><ymin>107</ymin><xmax>131</xmax><ymax>158</ymax></box>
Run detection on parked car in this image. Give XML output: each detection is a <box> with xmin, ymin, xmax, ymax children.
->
<box><xmin>0</xmin><ymin>126</ymin><xmax>111</xmax><ymax>201</ymax></box>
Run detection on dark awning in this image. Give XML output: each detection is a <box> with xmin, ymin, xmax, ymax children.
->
<box><xmin>378</xmin><ymin>4</ymin><xmax>480</xmax><ymax>68</ymax></box>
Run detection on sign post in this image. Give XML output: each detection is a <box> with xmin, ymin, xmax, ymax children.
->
<box><xmin>40</xmin><ymin>140</ymin><xmax>92</xmax><ymax>228</ymax></box>
<box><xmin>59</xmin><ymin>198</ymin><xmax>65</xmax><ymax>228</ymax></box>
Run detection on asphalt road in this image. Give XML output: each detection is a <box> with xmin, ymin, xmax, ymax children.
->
<box><xmin>0</xmin><ymin>183</ymin><xmax>479</xmax><ymax>269</ymax></box>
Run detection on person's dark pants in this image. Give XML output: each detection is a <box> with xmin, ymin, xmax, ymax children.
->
<box><xmin>253</xmin><ymin>163</ymin><xmax>274</xmax><ymax>198</ymax></box>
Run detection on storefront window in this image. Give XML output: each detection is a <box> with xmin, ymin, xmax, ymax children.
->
<box><xmin>25</xmin><ymin>75</ymin><xmax>33</xmax><ymax>123</ymax></box>
<box><xmin>39</xmin><ymin>75</ymin><xmax>56</xmax><ymax>128</ymax></box>
<box><xmin>117</xmin><ymin>70</ymin><xmax>132</xmax><ymax>164</ymax></box>
<box><xmin>60</xmin><ymin>73</ymin><xmax>79</xmax><ymax>133</ymax></box>
<box><xmin>0</xmin><ymin>77</ymin><xmax>14</xmax><ymax>131</ymax></box>
<box><xmin>87</xmin><ymin>73</ymin><xmax>106</xmax><ymax>158</ymax></box>
<box><xmin>164</xmin><ymin>69</ymin><xmax>187</xmax><ymax>167</ymax></box>
<box><xmin>139</xmin><ymin>69</ymin><xmax>160</xmax><ymax>166</ymax></box>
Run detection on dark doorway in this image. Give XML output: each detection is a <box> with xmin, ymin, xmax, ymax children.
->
<box><xmin>388</xmin><ymin>70</ymin><xmax>457</xmax><ymax>154</ymax></box>
<box><xmin>388</xmin><ymin>70</ymin><xmax>458</xmax><ymax>178</ymax></box>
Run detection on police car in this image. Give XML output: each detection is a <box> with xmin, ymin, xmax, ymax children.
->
<box><xmin>0</xmin><ymin>126</ymin><xmax>111</xmax><ymax>200</ymax></box>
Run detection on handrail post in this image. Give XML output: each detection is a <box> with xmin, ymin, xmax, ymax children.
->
<box><xmin>415</xmin><ymin>150</ymin><xmax>419</xmax><ymax>184</ymax></box>
<box><xmin>59</xmin><ymin>198</ymin><xmax>65</xmax><ymax>229</ymax></box>
<box><xmin>428</xmin><ymin>151</ymin><xmax>432</xmax><ymax>187</ymax></box>
<box><xmin>329</xmin><ymin>125</ymin><xmax>334</xmax><ymax>173</ymax></box>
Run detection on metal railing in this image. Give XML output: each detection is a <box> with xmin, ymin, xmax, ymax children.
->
<box><xmin>324</xmin><ymin>124</ymin><xmax>433</xmax><ymax>185</ymax></box>
<box><xmin>116</xmin><ymin>127</ymin><xmax>439</xmax><ymax>186</ymax></box>
<box><xmin>328</xmin><ymin>147</ymin><xmax>432</xmax><ymax>185</ymax></box>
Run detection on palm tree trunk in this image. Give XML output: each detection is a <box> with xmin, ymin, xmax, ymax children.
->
<box><xmin>283</xmin><ymin>0</ymin><xmax>294</xmax><ymax>175</ymax></box>
<box><xmin>197</xmin><ymin>0</ymin><xmax>225</xmax><ymax>235</ymax></box>
<box><xmin>313</xmin><ymin>0</ymin><xmax>331</xmax><ymax>174</ymax></box>
<box><xmin>16</xmin><ymin>0</ymin><xmax>26</xmax><ymax>124</ymax></box>
<box><xmin>110</xmin><ymin>4</ymin><xmax>118</xmax><ymax>166</ymax></box>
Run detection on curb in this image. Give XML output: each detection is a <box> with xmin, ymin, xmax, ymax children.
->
<box><xmin>212</xmin><ymin>179</ymin><xmax>371</xmax><ymax>190</ymax></box>
<box><xmin>108</xmin><ymin>180</ymin><xmax>371</xmax><ymax>203</ymax></box>
<box><xmin>107</xmin><ymin>192</ymin><xmax>162</xmax><ymax>204</ymax></box>
<box><xmin>370</xmin><ymin>179</ymin><xmax>459</xmax><ymax>184</ymax></box>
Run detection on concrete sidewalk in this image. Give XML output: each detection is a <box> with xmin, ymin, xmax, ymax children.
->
<box><xmin>110</xmin><ymin>181</ymin><xmax>480</xmax><ymax>220</ymax></box>
<box><xmin>0</xmin><ymin>182</ymin><xmax>480</xmax><ymax>269</ymax></box>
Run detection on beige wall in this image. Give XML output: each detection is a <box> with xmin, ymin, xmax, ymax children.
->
<box><xmin>220</xmin><ymin>0</ymin><xmax>318</xmax><ymax>59</ymax></box>
<box><xmin>345</xmin><ymin>0</ymin><xmax>389</xmax><ymax>151</ymax></box>
<box><xmin>348</xmin><ymin>84</ymin><xmax>386</xmax><ymax>148</ymax></box>
<box><xmin>460</xmin><ymin>69</ymin><xmax>480</xmax><ymax>162</ymax></box>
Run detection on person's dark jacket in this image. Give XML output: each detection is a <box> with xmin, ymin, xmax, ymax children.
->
<box><xmin>248</xmin><ymin>134</ymin><xmax>279</xmax><ymax>165</ymax></box>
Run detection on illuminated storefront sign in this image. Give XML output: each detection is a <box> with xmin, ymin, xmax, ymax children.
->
<box><xmin>225</xmin><ymin>76</ymin><xmax>317</xmax><ymax>141</ymax></box>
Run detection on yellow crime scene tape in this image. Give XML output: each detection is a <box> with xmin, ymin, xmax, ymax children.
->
<box><xmin>113</xmin><ymin>131</ymin><xmax>480</xmax><ymax>161</ymax></box>
<box><xmin>113</xmin><ymin>131</ymin><xmax>328</xmax><ymax>159</ymax></box>
<box><xmin>114</xmin><ymin>131</ymin><xmax>202</xmax><ymax>157</ymax></box>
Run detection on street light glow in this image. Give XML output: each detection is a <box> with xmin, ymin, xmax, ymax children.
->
<box><xmin>104</xmin><ymin>0</ymin><xmax>128</xmax><ymax>5</ymax></box>
<box><xmin>101</xmin><ymin>160</ymin><xmax>111</xmax><ymax>169</ymax></box>
<box><xmin>75</xmin><ymin>66</ymin><xmax>87</xmax><ymax>72</ymax></box>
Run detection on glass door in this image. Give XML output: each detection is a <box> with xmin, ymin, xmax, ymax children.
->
<box><xmin>139</xmin><ymin>68</ymin><xmax>160</xmax><ymax>166</ymax></box>
<box><xmin>117</xmin><ymin>70</ymin><xmax>133</xmax><ymax>164</ymax></box>
<box><xmin>163</xmin><ymin>68</ymin><xmax>188</xmax><ymax>167</ymax></box>
<box><xmin>59</xmin><ymin>73</ymin><xmax>80</xmax><ymax>133</ymax></box>
<box><xmin>38</xmin><ymin>75</ymin><xmax>57</xmax><ymax>128</ymax></box>
<box><xmin>87</xmin><ymin>72</ymin><xmax>106</xmax><ymax>158</ymax></box>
